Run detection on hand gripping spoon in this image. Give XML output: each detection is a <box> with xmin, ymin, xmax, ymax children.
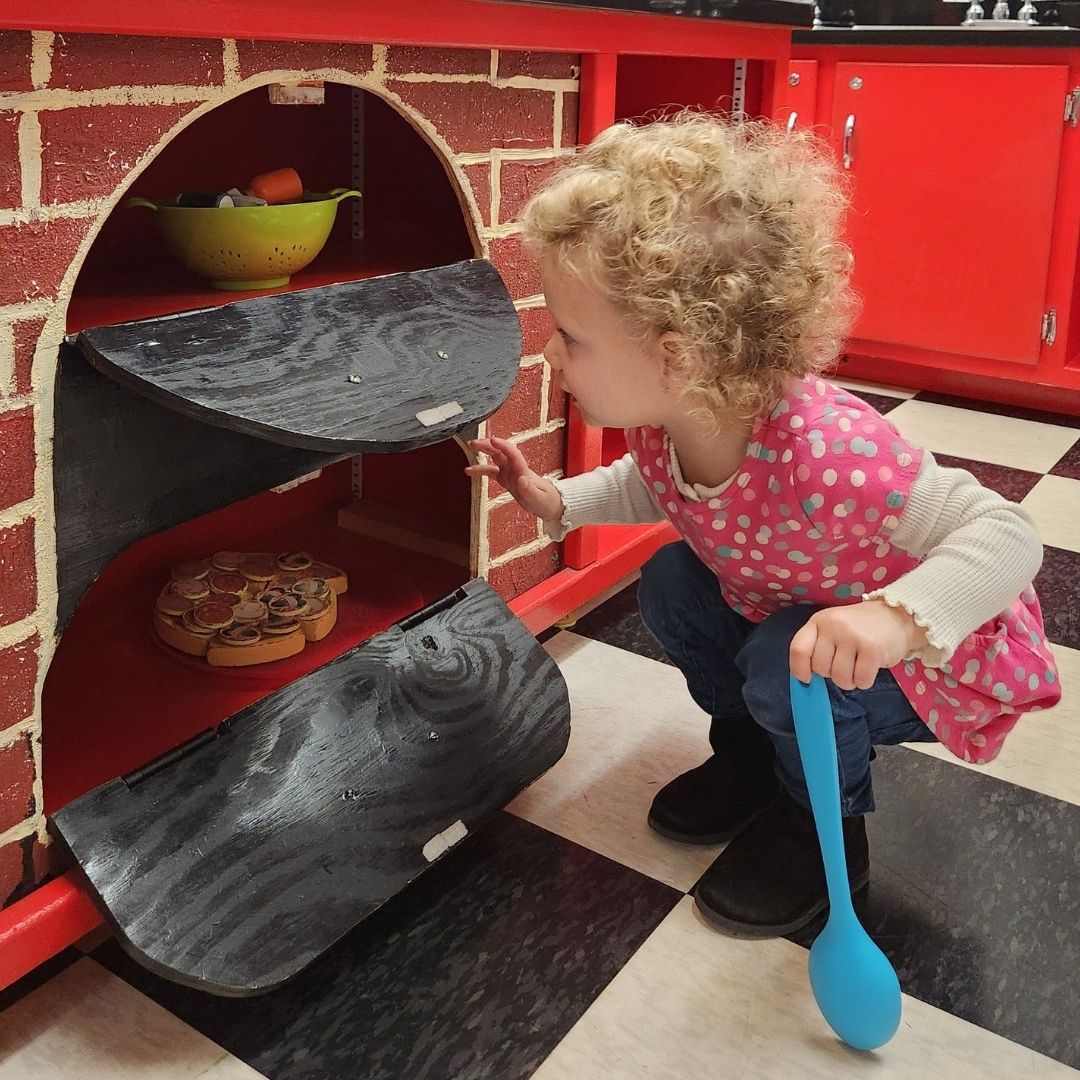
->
<box><xmin>789</xmin><ymin>673</ymin><xmax>902</xmax><ymax>1051</ymax></box>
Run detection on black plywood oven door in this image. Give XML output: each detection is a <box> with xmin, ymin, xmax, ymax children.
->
<box><xmin>49</xmin><ymin>580</ymin><xmax>570</xmax><ymax>996</ymax></box>
<box><xmin>48</xmin><ymin>258</ymin><xmax>570</xmax><ymax>995</ymax></box>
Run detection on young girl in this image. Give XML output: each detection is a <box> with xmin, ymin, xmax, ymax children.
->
<box><xmin>466</xmin><ymin>114</ymin><xmax>1062</xmax><ymax>938</ymax></box>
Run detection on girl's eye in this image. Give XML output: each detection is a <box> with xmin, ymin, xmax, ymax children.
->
<box><xmin>557</xmin><ymin>328</ymin><xmax>575</xmax><ymax>346</ymax></box>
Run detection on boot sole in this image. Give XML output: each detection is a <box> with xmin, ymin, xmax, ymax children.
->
<box><xmin>646</xmin><ymin>795</ymin><xmax>779</xmax><ymax>846</ymax></box>
<box><xmin>693</xmin><ymin>869</ymin><xmax>871</xmax><ymax>939</ymax></box>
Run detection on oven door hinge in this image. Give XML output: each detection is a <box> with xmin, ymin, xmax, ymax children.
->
<box><xmin>1042</xmin><ymin>308</ymin><xmax>1057</xmax><ymax>346</ymax></box>
<box><xmin>1065</xmin><ymin>88</ymin><xmax>1080</xmax><ymax>127</ymax></box>
<box><xmin>122</xmin><ymin>725</ymin><xmax>228</xmax><ymax>789</ymax></box>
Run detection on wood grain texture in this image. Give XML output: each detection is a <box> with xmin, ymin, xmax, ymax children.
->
<box><xmin>77</xmin><ymin>260</ymin><xmax>522</xmax><ymax>453</ymax></box>
<box><xmin>49</xmin><ymin>580</ymin><xmax>571</xmax><ymax>997</ymax></box>
<box><xmin>53</xmin><ymin>343</ymin><xmax>343</xmax><ymax>633</ymax></box>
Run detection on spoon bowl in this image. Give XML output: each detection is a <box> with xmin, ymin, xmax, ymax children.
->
<box><xmin>790</xmin><ymin>673</ymin><xmax>902</xmax><ymax>1050</ymax></box>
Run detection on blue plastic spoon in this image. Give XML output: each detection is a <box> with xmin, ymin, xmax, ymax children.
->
<box><xmin>789</xmin><ymin>673</ymin><xmax>902</xmax><ymax>1051</ymax></box>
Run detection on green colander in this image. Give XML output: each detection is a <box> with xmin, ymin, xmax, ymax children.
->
<box><xmin>128</xmin><ymin>188</ymin><xmax>362</xmax><ymax>291</ymax></box>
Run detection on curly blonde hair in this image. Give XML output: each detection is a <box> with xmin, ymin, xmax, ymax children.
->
<box><xmin>520</xmin><ymin>112</ymin><xmax>857</xmax><ymax>425</ymax></box>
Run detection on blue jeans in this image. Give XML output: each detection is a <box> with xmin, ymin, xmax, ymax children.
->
<box><xmin>638</xmin><ymin>542</ymin><xmax>936</xmax><ymax>817</ymax></box>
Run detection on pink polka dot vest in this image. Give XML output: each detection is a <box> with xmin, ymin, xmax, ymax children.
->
<box><xmin>626</xmin><ymin>377</ymin><xmax>1061</xmax><ymax>764</ymax></box>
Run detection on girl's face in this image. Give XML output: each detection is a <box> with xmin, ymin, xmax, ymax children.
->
<box><xmin>539</xmin><ymin>254</ymin><xmax>673</xmax><ymax>430</ymax></box>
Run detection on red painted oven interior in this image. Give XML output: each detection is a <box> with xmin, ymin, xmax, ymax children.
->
<box><xmin>67</xmin><ymin>82</ymin><xmax>474</xmax><ymax>332</ymax></box>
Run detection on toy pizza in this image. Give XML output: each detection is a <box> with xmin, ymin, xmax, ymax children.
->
<box><xmin>153</xmin><ymin>550</ymin><xmax>348</xmax><ymax>667</ymax></box>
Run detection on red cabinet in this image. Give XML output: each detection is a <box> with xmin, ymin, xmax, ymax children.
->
<box><xmin>831</xmin><ymin>62</ymin><xmax>1068</xmax><ymax>367</ymax></box>
<box><xmin>777</xmin><ymin>58</ymin><xmax>819</xmax><ymax>131</ymax></box>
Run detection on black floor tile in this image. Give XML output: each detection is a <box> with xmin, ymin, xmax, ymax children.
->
<box><xmin>1050</xmin><ymin>439</ymin><xmax>1080</xmax><ymax>482</ymax></box>
<box><xmin>1034</xmin><ymin>545</ymin><xmax>1080</xmax><ymax>652</ymax></box>
<box><xmin>846</xmin><ymin>390</ymin><xmax>907</xmax><ymax>416</ymax></box>
<box><xmin>94</xmin><ymin>813</ymin><xmax>681</xmax><ymax>1080</ymax></box>
<box><xmin>931</xmin><ymin>453</ymin><xmax>1043</xmax><ymax>503</ymax></box>
<box><xmin>836</xmin><ymin>746</ymin><xmax>1078</xmax><ymax>1068</ymax></box>
<box><xmin>566</xmin><ymin>580</ymin><xmax>669</xmax><ymax>665</ymax></box>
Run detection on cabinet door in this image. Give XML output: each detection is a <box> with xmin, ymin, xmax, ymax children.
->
<box><xmin>776</xmin><ymin>60</ymin><xmax>818</xmax><ymax>132</ymax></box>
<box><xmin>832</xmin><ymin>63</ymin><xmax>1068</xmax><ymax>366</ymax></box>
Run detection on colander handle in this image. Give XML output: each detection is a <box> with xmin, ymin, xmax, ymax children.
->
<box><xmin>126</xmin><ymin>197</ymin><xmax>160</xmax><ymax>211</ymax></box>
<box><xmin>327</xmin><ymin>188</ymin><xmax>362</xmax><ymax>203</ymax></box>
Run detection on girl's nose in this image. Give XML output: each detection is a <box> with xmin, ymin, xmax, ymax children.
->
<box><xmin>543</xmin><ymin>334</ymin><xmax>562</xmax><ymax>371</ymax></box>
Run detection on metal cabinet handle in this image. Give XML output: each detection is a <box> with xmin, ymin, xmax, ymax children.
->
<box><xmin>787</xmin><ymin>111</ymin><xmax>798</xmax><ymax>133</ymax></box>
<box><xmin>843</xmin><ymin>113</ymin><xmax>856</xmax><ymax>169</ymax></box>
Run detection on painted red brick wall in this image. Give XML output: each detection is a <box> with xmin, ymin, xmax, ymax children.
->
<box><xmin>0</xmin><ymin>30</ymin><xmax>579</xmax><ymax>909</ymax></box>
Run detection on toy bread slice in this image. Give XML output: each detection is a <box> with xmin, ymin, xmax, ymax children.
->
<box><xmin>308</xmin><ymin>561</ymin><xmax>348</xmax><ymax>595</ymax></box>
<box><xmin>154</xmin><ymin>610</ymin><xmax>211</xmax><ymax>657</ymax></box>
<box><xmin>206</xmin><ymin>629</ymin><xmax>306</xmax><ymax>667</ymax></box>
<box><xmin>298</xmin><ymin>590</ymin><xmax>338</xmax><ymax>642</ymax></box>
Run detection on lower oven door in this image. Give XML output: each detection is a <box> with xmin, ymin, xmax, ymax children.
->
<box><xmin>48</xmin><ymin>579</ymin><xmax>570</xmax><ymax>997</ymax></box>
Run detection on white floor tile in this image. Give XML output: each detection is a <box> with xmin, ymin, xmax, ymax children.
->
<box><xmin>509</xmin><ymin>632</ymin><xmax>721</xmax><ymax>892</ymax></box>
<box><xmin>885</xmin><ymin>399</ymin><xmax>1078</xmax><ymax>473</ymax></box>
<box><xmin>1021</xmin><ymin>473</ymin><xmax>1080</xmax><ymax>554</ymax></box>
<box><xmin>532</xmin><ymin>897</ymin><xmax>1079</xmax><ymax>1080</ymax></box>
<box><xmin>0</xmin><ymin>958</ymin><xmax>266</xmax><ymax>1080</ymax></box>
<box><xmin>905</xmin><ymin>642</ymin><xmax>1080</xmax><ymax>807</ymax></box>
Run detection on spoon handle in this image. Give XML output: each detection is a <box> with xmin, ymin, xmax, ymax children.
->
<box><xmin>789</xmin><ymin>673</ymin><xmax>857</xmax><ymax>918</ymax></box>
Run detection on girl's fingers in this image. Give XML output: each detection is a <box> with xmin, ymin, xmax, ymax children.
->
<box><xmin>810</xmin><ymin>634</ymin><xmax>836</xmax><ymax>681</ymax></box>
<box><xmin>488</xmin><ymin>436</ymin><xmax>529</xmax><ymax>474</ymax></box>
<box><xmin>789</xmin><ymin>621</ymin><xmax>817</xmax><ymax>684</ymax></box>
<box><xmin>853</xmin><ymin>651</ymin><xmax>880</xmax><ymax>691</ymax></box>
<box><xmin>464</xmin><ymin>464</ymin><xmax>499</xmax><ymax>478</ymax></box>
<box><xmin>831</xmin><ymin>644</ymin><xmax>858</xmax><ymax>691</ymax></box>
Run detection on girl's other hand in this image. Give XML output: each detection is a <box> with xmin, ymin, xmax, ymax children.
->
<box><xmin>464</xmin><ymin>437</ymin><xmax>565</xmax><ymax>522</ymax></box>
<box><xmin>789</xmin><ymin>599</ymin><xmax>929</xmax><ymax>691</ymax></box>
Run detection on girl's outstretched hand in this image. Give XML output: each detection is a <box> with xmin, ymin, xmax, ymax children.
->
<box><xmin>465</xmin><ymin>437</ymin><xmax>565</xmax><ymax>522</ymax></box>
<box><xmin>789</xmin><ymin>600</ymin><xmax>929</xmax><ymax>692</ymax></box>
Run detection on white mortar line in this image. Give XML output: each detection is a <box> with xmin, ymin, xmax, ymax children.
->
<box><xmin>539</xmin><ymin>357</ymin><xmax>553</xmax><ymax>426</ymax></box>
<box><xmin>0</xmin><ymin>498</ymin><xmax>34</xmax><ymax>531</ymax></box>
<box><xmin>222</xmin><ymin>39</ymin><xmax>240</xmax><ymax>87</ymax></box>
<box><xmin>509</xmin><ymin>418</ymin><xmax>566</xmax><ymax>443</ymax></box>
<box><xmin>0</xmin><ymin>85</ymin><xmax>216</xmax><ymax>109</ymax></box>
<box><xmin>0</xmin><ymin>196</ymin><xmax>113</xmax><ymax>227</ymax></box>
<box><xmin>458</xmin><ymin>147</ymin><xmax>572</xmax><ymax>164</ymax></box>
<box><xmin>0</xmin><ymin>393</ymin><xmax>34</xmax><ymax>412</ymax></box>
<box><xmin>17</xmin><ymin>112</ymin><xmax>42</xmax><ymax>211</ymax></box>
<box><xmin>0</xmin><ymin>616</ymin><xmax>44</xmax><ymax>653</ymax></box>
<box><xmin>490</xmin><ymin>50</ymin><xmax>499</xmax><ymax>83</ymax></box>
<box><xmin>493</xmin><ymin>76</ymin><xmax>580</xmax><ymax>92</ymax></box>
<box><xmin>520</xmin><ymin>352</ymin><xmax>546</xmax><ymax>368</ymax></box>
<box><xmin>0</xmin><ymin>817</ymin><xmax>36</xmax><ymax>851</ymax></box>
<box><xmin>389</xmin><ymin>72</ymin><xmax>489</xmax><ymax>84</ymax></box>
<box><xmin>0</xmin><ymin>322</ymin><xmax>15</xmax><ymax>398</ymax></box>
<box><xmin>372</xmin><ymin>44</ymin><xmax>388</xmax><ymax>82</ymax></box>
<box><xmin>482</xmin><ymin>222</ymin><xmax>525</xmax><ymax>240</ymax></box>
<box><xmin>488</xmin><ymin>534</ymin><xmax>555</xmax><ymax>568</ymax></box>
<box><xmin>0</xmin><ymin>717</ymin><xmax>36</xmax><ymax>749</ymax></box>
<box><xmin>514</xmin><ymin>294</ymin><xmax>546</xmax><ymax>310</ymax></box>
<box><xmin>490</xmin><ymin>148</ymin><xmax>502</xmax><ymax>228</ymax></box>
<box><xmin>30</xmin><ymin>31</ymin><xmax>54</xmax><ymax>89</ymax></box>
<box><xmin>0</xmin><ymin>299</ymin><xmax>54</xmax><ymax>322</ymax></box>
<box><xmin>553</xmin><ymin>88</ymin><xmax>564</xmax><ymax>150</ymax></box>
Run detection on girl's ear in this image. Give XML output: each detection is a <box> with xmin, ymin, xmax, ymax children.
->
<box><xmin>657</xmin><ymin>331</ymin><xmax>691</xmax><ymax>392</ymax></box>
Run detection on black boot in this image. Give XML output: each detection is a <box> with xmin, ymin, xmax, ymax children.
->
<box><xmin>648</xmin><ymin>715</ymin><xmax>779</xmax><ymax>844</ymax></box>
<box><xmin>694</xmin><ymin>788</ymin><xmax>869</xmax><ymax>938</ymax></box>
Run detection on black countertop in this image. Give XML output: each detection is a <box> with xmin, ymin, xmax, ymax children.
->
<box><xmin>794</xmin><ymin>25</ymin><xmax>1080</xmax><ymax>45</ymax></box>
<box><xmin>522</xmin><ymin>0</ymin><xmax>813</xmax><ymax>26</ymax></box>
